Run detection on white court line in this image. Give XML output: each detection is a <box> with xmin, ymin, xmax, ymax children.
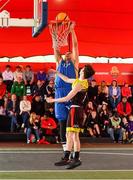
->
<box><xmin>0</xmin><ymin>179</ymin><xmax>131</xmax><ymax>180</ymax></box>
<box><xmin>0</xmin><ymin>151</ymin><xmax>133</xmax><ymax>156</ymax></box>
<box><xmin>0</xmin><ymin>147</ymin><xmax>133</xmax><ymax>151</ymax></box>
<box><xmin>0</xmin><ymin>169</ymin><xmax>133</xmax><ymax>172</ymax></box>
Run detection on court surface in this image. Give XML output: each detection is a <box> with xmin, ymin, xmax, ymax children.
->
<box><xmin>0</xmin><ymin>145</ymin><xmax>133</xmax><ymax>179</ymax></box>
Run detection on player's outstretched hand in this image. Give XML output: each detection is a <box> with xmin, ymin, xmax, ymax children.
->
<box><xmin>46</xmin><ymin>97</ymin><xmax>54</xmax><ymax>103</ymax></box>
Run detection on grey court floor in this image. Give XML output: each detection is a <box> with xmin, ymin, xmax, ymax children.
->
<box><xmin>0</xmin><ymin>148</ymin><xmax>133</xmax><ymax>171</ymax></box>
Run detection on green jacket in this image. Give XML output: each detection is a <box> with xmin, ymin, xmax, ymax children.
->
<box><xmin>11</xmin><ymin>81</ymin><xmax>26</xmax><ymax>97</ymax></box>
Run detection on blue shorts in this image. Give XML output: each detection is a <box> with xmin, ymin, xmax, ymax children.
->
<box><xmin>55</xmin><ymin>88</ymin><xmax>71</xmax><ymax>121</ymax></box>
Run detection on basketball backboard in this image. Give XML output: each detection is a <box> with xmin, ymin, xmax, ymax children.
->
<box><xmin>0</xmin><ymin>0</ymin><xmax>48</xmax><ymax>37</ymax></box>
<box><xmin>32</xmin><ymin>0</ymin><xmax>48</xmax><ymax>37</ymax></box>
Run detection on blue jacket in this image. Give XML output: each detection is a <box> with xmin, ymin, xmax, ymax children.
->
<box><xmin>109</xmin><ymin>86</ymin><xmax>121</xmax><ymax>98</ymax></box>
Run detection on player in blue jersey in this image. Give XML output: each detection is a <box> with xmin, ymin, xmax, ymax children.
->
<box><xmin>53</xmin><ymin>24</ymin><xmax>79</xmax><ymax>152</ymax></box>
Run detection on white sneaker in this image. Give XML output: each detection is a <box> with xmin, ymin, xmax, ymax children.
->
<box><xmin>21</xmin><ymin>123</ymin><xmax>24</xmax><ymax>128</ymax></box>
<box><xmin>27</xmin><ymin>140</ymin><xmax>30</xmax><ymax>144</ymax></box>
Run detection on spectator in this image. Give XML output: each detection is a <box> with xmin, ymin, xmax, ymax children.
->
<box><xmin>26</xmin><ymin>112</ymin><xmax>40</xmax><ymax>144</ymax></box>
<box><xmin>47</xmin><ymin>67</ymin><xmax>56</xmax><ymax>81</ymax></box>
<box><xmin>117</xmin><ymin>96</ymin><xmax>132</xmax><ymax>119</ymax></box>
<box><xmin>32</xmin><ymin>80</ymin><xmax>46</xmax><ymax>101</ymax></box>
<box><xmin>0</xmin><ymin>76</ymin><xmax>7</xmax><ymax>106</ymax></box>
<box><xmin>41</xmin><ymin>112</ymin><xmax>57</xmax><ymax>143</ymax></box>
<box><xmin>37</xmin><ymin>70</ymin><xmax>46</xmax><ymax>83</ymax></box>
<box><xmin>11</xmin><ymin>76</ymin><xmax>26</xmax><ymax>100</ymax></box>
<box><xmin>121</xmin><ymin>82</ymin><xmax>132</xmax><ymax>103</ymax></box>
<box><xmin>85</xmin><ymin>110</ymin><xmax>101</xmax><ymax>138</ymax></box>
<box><xmin>0</xmin><ymin>104</ymin><xmax>6</xmax><ymax>116</ymax></box>
<box><xmin>107</xmin><ymin>113</ymin><xmax>123</xmax><ymax>143</ymax></box>
<box><xmin>6</xmin><ymin>94</ymin><xmax>20</xmax><ymax>132</ymax></box>
<box><xmin>87</xmin><ymin>79</ymin><xmax>98</xmax><ymax>103</ymax></box>
<box><xmin>108</xmin><ymin>80</ymin><xmax>121</xmax><ymax>110</ymax></box>
<box><xmin>31</xmin><ymin>95</ymin><xmax>45</xmax><ymax>117</ymax></box>
<box><xmin>121</xmin><ymin>117</ymin><xmax>129</xmax><ymax>143</ymax></box>
<box><xmin>20</xmin><ymin>96</ymin><xmax>31</xmax><ymax>128</ymax></box>
<box><xmin>45</xmin><ymin>79</ymin><xmax>55</xmax><ymax>98</ymax></box>
<box><xmin>85</xmin><ymin>101</ymin><xmax>97</xmax><ymax>117</ymax></box>
<box><xmin>23</xmin><ymin>65</ymin><xmax>34</xmax><ymax>95</ymax></box>
<box><xmin>127</xmin><ymin>115</ymin><xmax>133</xmax><ymax>143</ymax></box>
<box><xmin>98</xmin><ymin>80</ymin><xmax>109</xmax><ymax>105</ymax></box>
<box><xmin>13</xmin><ymin>65</ymin><xmax>26</xmax><ymax>83</ymax></box>
<box><xmin>2</xmin><ymin>65</ymin><xmax>14</xmax><ymax>92</ymax></box>
<box><xmin>99</xmin><ymin>102</ymin><xmax>110</xmax><ymax>131</ymax></box>
<box><xmin>24</xmin><ymin>65</ymin><xmax>34</xmax><ymax>86</ymax></box>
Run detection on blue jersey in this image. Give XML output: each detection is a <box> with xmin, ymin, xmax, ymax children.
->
<box><xmin>55</xmin><ymin>59</ymin><xmax>76</xmax><ymax>121</ymax></box>
<box><xmin>55</xmin><ymin>60</ymin><xmax>76</xmax><ymax>91</ymax></box>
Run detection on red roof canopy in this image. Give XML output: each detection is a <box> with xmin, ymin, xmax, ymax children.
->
<box><xmin>0</xmin><ymin>0</ymin><xmax>133</xmax><ymax>57</ymax></box>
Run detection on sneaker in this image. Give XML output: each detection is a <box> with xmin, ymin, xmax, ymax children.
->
<box><xmin>21</xmin><ymin>123</ymin><xmax>24</xmax><ymax>128</ymax></box>
<box><xmin>118</xmin><ymin>140</ymin><xmax>122</xmax><ymax>144</ymax></box>
<box><xmin>54</xmin><ymin>158</ymin><xmax>70</xmax><ymax>166</ymax></box>
<box><xmin>27</xmin><ymin>140</ymin><xmax>30</xmax><ymax>144</ymax></box>
<box><xmin>65</xmin><ymin>159</ymin><xmax>81</xmax><ymax>169</ymax></box>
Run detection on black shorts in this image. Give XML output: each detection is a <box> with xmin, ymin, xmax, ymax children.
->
<box><xmin>66</xmin><ymin>106</ymin><xmax>84</xmax><ymax>133</ymax></box>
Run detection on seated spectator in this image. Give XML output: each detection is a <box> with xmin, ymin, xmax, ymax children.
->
<box><xmin>98</xmin><ymin>80</ymin><xmax>108</xmax><ymax>105</ymax></box>
<box><xmin>85</xmin><ymin>110</ymin><xmax>101</xmax><ymax>138</ymax></box>
<box><xmin>85</xmin><ymin>101</ymin><xmax>97</xmax><ymax>117</ymax></box>
<box><xmin>26</xmin><ymin>112</ymin><xmax>40</xmax><ymax>144</ymax></box>
<box><xmin>107</xmin><ymin>113</ymin><xmax>123</xmax><ymax>143</ymax></box>
<box><xmin>11</xmin><ymin>76</ymin><xmax>26</xmax><ymax>101</ymax></box>
<box><xmin>47</xmin><ymin>67</ymin><xmax>56</xmax><ymax>81</ymax></box>
<box><xmin>2</xmin><ymin>65</ymin><xmax>14</xmax><ymax>93</ymax></box>
<box><xmin>45</xmin><ymin>79</ymin><xmax>55</xmax><ymax>98</ymax></box>
<box><xmin>40</xmin><ymin>112</ymin><xmax>58</xmax><ymax>143</ymax></box>
<box><xmin>31</xmin><ymin>95</ymin><xmax>45</xmax><ymax>118</ymax></box>
<box><xmin>23</xmin><ymin>65</ymin><xmax>34</xmax><ymax>95</ymax></box>
<box><xmin>108</xmin><ymin>80</ymin><xmax>121</xmax><ymax>110</ymax></box>
<box><xmin>37</xmin><ymin>70</ymin><xmax>46</xmax><ymax>83</ymax></box>
<box><xmin>121</xmin><ymin>82</ymin><xmax>132</xmax><ymax>103</ymax></box>
<box><xmin>127</xmin><ymin>115</ymin><xmax>133</xmax><ymax>143</ymax></box>
<box><xmin>87</xmin><ymin>79</ymin><xmax>98</xmax><ymax>104</ymax></box>
<box><xmin>121</xmin><ymin>117</ymin><xmax>129</xmax><ymax>143</ymax></box>
<box><xmin>32</xmin><ymin>80</ymin><xmax>46</xmax><ymax>102</ymax></box>
<box><xmin>0</xmin><ymin>104</ymin><xmax>6</xmax><ymax>116</ymax></box>
<box><xmin>117</xmin><ymin>96</ymin><xmax>132</xmax><ymax>119</ymax></box>
<box><xmin>99</xmin><ymin>102</ymin><xmax>110</xmax><ymax>131</ymax></box>
<box><xmin>0</xmin><ymin>76</ymin><xmax>7</xmax><ymax>106</ymax></box>
<box><xmin>20</xmin><ymin>95</ymin><xmax>31</xmax><ymax>128</ymax></box>
<box><xmin>13</xmin><ymin>65</ymin><xmax>26</xmax><ymax>83</ymax></box>
<box><xmin>6</xmin><ymin>94</ymin><xmax>20</xmax><ymax>132</ymax></box>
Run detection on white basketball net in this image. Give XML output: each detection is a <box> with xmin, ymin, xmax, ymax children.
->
<box><xmin>49</xmin><ymin>21</ymin><xmax>72</xmax><ymax>49</ymax></box>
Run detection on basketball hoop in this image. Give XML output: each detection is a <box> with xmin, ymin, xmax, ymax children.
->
<box><xmin>49</xmin><ymin>20</ymin><xmax>75</xmax><ymax>49</ymax></box>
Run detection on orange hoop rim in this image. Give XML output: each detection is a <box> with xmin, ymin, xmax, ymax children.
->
<box><xmin>49</xmin><ymin>20</ymin><xmax>74</xmax><ymax>25</ymax></box>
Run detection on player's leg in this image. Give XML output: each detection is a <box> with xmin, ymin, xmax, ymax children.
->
<box><xmin>65</xmin><ymin>132</ymin><xmax>81</xmax><ymax>169</ymax></box>
<box><xmin>54</xmin><ymin>131</ymin><xmax>74</xmax><ymax>166</ymax></box>
<box><xmin>55</xmin><ymin>102</ymin><xmax>69</xmax><ymax>151</ymax></box>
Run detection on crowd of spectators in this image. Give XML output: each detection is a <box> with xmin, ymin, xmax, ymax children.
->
<box><xmin>0</xmin><ymin>64</ymin><xmax>133</xmax><ymax>144</ymax></box>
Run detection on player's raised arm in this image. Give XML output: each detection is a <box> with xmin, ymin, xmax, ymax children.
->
<box><xmin>71</xmin><ymin>25</ymin><xmax>79</xmax><ymax>71</ymax></box>
<box><xmin>54</xmin><ymin>48</ymin><xmax>62</xmax><ymax>66</ymax></box>
<box><xmin>56</xmin><ymin>70</ymin><xmax>75</xmax><ymax>84</ymax></box>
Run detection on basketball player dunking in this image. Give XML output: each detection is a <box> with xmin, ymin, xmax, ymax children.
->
<box><xmin>53</xmin><ymin>23</ymin><xmax>79</xmax><ymax>154</ymax></box>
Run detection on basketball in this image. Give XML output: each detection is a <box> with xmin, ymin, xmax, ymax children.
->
<box><xmin>56</xmin><ymin>12</ymin><xmax>70</xmax><ymax>22</ymax></box>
